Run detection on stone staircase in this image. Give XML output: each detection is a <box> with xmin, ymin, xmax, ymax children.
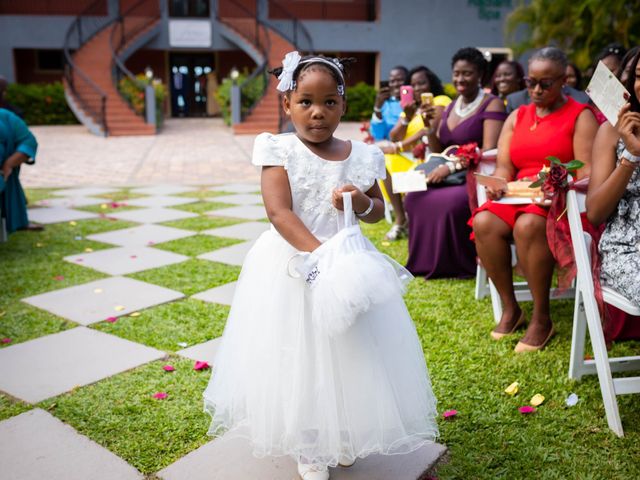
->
<box><xmin>218</xmin><ymin>17</ymin><xmax>295</xmax><ymax>135</ymax></box>
<box><xmin>65</xmin><ymin>17</ymin><xmax>158</xmax><ymax>136</ymax></box>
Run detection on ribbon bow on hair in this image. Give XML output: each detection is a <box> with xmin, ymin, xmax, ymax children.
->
<box><xmin>276</xmin><ymin>51</ymin><xmax>302</xmax><ymax>92</ymax></box>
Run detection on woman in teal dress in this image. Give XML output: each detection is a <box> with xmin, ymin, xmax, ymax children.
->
<box><xmin>1</xmin><ymin>108</ymin><xmax>38</xmax><ymax>234</ymax></box>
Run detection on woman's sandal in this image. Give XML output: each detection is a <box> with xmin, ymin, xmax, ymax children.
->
<box><xmin>514</xmin><ymin>327</ymin><xmax>556</xmax><ymax>353</ymax></box>
<box><xmin>384</xmin><ymin>222</ymin><xmax>408</xmax><ymax>241</ymax></box>
<box><xmin>490</xmin><ymin>311</ymin><xmax>526</xmax><ymax>340</ymax></box>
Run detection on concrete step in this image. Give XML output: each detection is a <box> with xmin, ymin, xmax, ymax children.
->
<box><xmin>157</xmin><ymin>435</ymin><xmax>447</xmax><ymax>480</ymax></box>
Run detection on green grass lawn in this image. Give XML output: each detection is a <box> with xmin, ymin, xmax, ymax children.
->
<box><xmin>0</xmin><ymin>188</ymin><xmax>639</xmax><ymax>478</ymax></box>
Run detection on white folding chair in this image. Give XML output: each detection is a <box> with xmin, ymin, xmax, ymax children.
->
<box><xmin>566</xmin><ymin>189</ymin><xmax>640</xmax><ymax>437</ymax></box>
<box><xmin>473</xmin><ymin>151</ymin><xmax>575</xmax><ymax>322</ymax></box>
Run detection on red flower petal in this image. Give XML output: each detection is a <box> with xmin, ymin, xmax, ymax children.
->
<box><xmin>163</xmin><ymin>365</ymin><xmax>176</xmax><ymax>372</ymax></box>
<box><xmin>54</xmin><ymin>275</ymin><xmax>65</xmax><ymax>281</ymax></box>
<box><xmin>519</xmin><ymin>406</ymin><xmax>536</xmax><ymax>414</ymax></box>
<box><xmin>442</xmin><ymin>409</ymin><xmax>458</xmax><ymax>418</ymax></box>
<box><xmin>1</xmin><ymin>338</ymin><xmax>12</xmax><ymax>344</ymax></box>
<box><xmin>105</xmin><ymin>316</ymin><xmax>117</xmax><ymax>323</ymax></box>
<box><xmin>194</xmin><ymin>360</ymin><xmax>210</xmax><ymax>371</ymax></box>
<box><xmin>153</xmin><ymin>392</ymin><xmax>168</xmax><ymax>400</ymax></box>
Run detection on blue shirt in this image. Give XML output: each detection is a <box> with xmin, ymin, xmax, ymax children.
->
<box><xmin>369</xmin><ymin>97</ymin><xmax>403</xmax><ymax>141</ymax></box>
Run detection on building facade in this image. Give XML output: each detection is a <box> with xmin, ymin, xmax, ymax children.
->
<box><xmin>0</xmin><ymin>0</ymin><xmax>515</xmax><ymax>133</ymax></box>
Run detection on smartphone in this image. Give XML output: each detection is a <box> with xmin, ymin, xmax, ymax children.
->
<box><xmin>379</xmin><ymin>80</ymin><xmax>389</xmax><ymax>89</ymax></box>
<box><xmin>421</xmin><ymin>92</ymin><xmax>434</xmax><ymax>106</ymax></box>
<box><xmin>400</xmin><ymin>85</ymin><xmax>414</xmax><ymax>108</ymax></box>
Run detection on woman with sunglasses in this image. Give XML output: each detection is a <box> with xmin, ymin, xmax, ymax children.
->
<box><xmin>471</xmin><ymin>47</ymin><xmax>598</xmax><ymax>352</ymax></box>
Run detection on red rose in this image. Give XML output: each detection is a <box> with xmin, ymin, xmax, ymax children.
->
<box><xmin>548</xmin><ymin>164</ymin><xmax>568</xmax><ymax>188</ymax></box>
<box><xmin>412</xmin><ymin>142</ymin><xmax>426</xmax><ymax>160</ymax></box>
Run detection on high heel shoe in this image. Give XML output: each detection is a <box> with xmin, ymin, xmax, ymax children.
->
<box><xmin>490</xmin><ymin>311</ymin><xmax>526</xmax><ymax>340</ymax></box>
<box><xmin>514</xmin><ymin>327</ymin><xmax>556</xmax><ymax>353</ymax></box>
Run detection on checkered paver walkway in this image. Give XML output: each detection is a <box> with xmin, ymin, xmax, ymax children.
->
<box><xmin>0</xmin><ymin>183</ymin><xmax>446</xmax><ymax>479</ymax></box>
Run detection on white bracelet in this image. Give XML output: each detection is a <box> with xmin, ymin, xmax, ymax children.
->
<box><xmin>356</xmin><ymin>197</ymin><xmax>375</xmax><ymax>218</ymax></box>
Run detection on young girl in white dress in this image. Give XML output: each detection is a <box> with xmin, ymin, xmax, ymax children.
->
<box><xmin>203</xmin><ymin>51</ymin><xmax>438</xmax><ymax>480</ymax></box>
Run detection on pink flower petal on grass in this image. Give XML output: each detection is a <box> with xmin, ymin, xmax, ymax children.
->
<box><xmin>519</xmin><ymin>406</ymin><xmax>536</xmax><ymax>414</ymax></box>
<box><xmin>194</xmin><ymin>361</ymin><xmax>210</xmax><ymax>371</ymax></box>
<box><xmin>153</xmin><ymin>392</ymin><xmax>168</xmax><ymax>400</ymax></box>
<box><xmin>163</xmin><ymin>365</ymin><xmax>176</xmax><ymax>372</ymax></box>
<box><xmin>442</xmin><ymin>409</ymin><xmax>458</xmax><ymax>419</ymax></box>
<box><xmin>105</xmin><ymin>316</ymin><xmax>117</xmax><ymax>323</ymax></box>
<box><xmin>1</xmin><ymin>338</ymin><xmax>12</xmax><ymax>344</ymax></box>
<box><xmin>54</xmin><ymin>275</ymin><xmax>65</xmax><ymax>281</ymax></box>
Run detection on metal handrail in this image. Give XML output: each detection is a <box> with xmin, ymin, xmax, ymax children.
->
<box><xmin>217</xmin><ymin>0</ymin><xmax>271</xmax><ymax>121</ymax></box>
<box><xmin>63</xmin><ymin>0</ymin><xmax>111</xmax><ymax>135</ymax></box>
<box><xmin>109</xmin><ymin>0</ymin><xmax>160</xmax><ymax>120</ymax></box>
<box><xmin>268</xmin><ymin>0</ymin><xmax>314</xmax><ymax>53</ymax></box>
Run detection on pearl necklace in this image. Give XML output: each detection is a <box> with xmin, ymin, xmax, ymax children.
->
<box><xmin>454</xmin><ymin>90</ymin><xmax>485</xmax><ymax>118</ymax></box>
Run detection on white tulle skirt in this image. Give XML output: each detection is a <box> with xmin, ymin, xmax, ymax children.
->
<box><xmin>202</xmin><ymin>229</ymin><xmax>438</xmax><ymax>467</ymax></box>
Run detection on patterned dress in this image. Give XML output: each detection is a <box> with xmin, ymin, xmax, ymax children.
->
<box><xmin>599</xmin><ymin>140</ymin><xmax>640</xmax><ymax>305</ymax></box>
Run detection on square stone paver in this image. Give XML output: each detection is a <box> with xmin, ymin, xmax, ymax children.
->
<box><xmin>192</xmin><ymin>282</ymin><xmax>237</xmax><ymax>306</ymax></box>
<box><xmin>36</xmin><ymin>196</ymin><xmax>105</xmax><ymax>208</ymax></box>
<box><xmin>125</xmin><ymin>195</ymin><xmax>199</xmax><ymax>208</ymax></box>
<box><xmin>212</xmin><ymin>194</ymin><xmax>263</xmax><ymax>205</ymax></box>
<box><xmin>131</xmin><ymin>185</ymin><xmax>198</xmax><ymax>196</ymax></box>
<box><xmin>0</xmin><ymin>327</ymin><xmax>164</xmax><ymax>403</ymax></box>
<box><xmin>27</xmin><ymin>207</ymin><xmax>98</xmax><ymax>224</ymax></box>
<box><xmin>207</xmin><ymin>205</ymin><xmax>267</xmax><ymax>220</ymax></box>
<box><xmin>52</xmin><ymin>187</ymin><xmax>117</xmax><ymax>197</ymax></box>
<box><xmin>109</xmin><ymin>207</ymin><xmax>198</xmax><ymax>224</ymax></box>
<box><xmin>86</xmin><ymin>224</ymin><xmax>196</xmax><ymax>247</ymax></box>
<box><xmin>177</xmin><ymin>337</ymin><xmax>222</xmax><ymax>365</ymax></box>
<box><xmin>202</xmin><ymin>221</ymin><xmax>270</xmax><ymax>241</ymax></box>
<box><xmin>157</xmin><ymin>434</ymin><xmax>446</xmax><ymax>480</ymax></box>
<box><xmin>209</xmin><ymin>183</ymin><xmax>260</xmax><ymax>194</ymax></box>
<box><xmin>64</xmin><ymin>246</ymin><xmax>188</xmax><ymax>275</ymax></box>
<box><xmin>22</xmin><ymin>276</ymin><xmax>184</xmax><ymax>325</ymax></box>
<box><xmin>0</xmin><ymin>409</ymin><xmax>142</xmax><ymax>480</ymax></box>
<box><xmin>198</xmin><ymin>241</ymin><xmax>254</xmax><ymax>266</ymax></box>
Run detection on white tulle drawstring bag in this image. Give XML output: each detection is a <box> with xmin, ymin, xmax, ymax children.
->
<box><xmin>289</xmin><ymin>192</ymin><xmax>413</xmax><ymax>336</ymax></box>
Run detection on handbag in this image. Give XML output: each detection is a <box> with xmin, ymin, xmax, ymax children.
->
<box><xmin>290</xmin><ymin>192</ymin><xmax>412</xmax><ymax>336</ymax></box>
<box><xmin>414</xmin><ymin>145</ymin><xmax>467</xmax><ymax>186</ymax></box>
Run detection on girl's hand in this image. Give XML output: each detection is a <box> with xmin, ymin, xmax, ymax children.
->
<box><xmin>332</xmin><ymin>184</ymin><xmax>367</xmax><ymax>212</ymax></box>
<box><xmin>427</xmin><ymin>165</ymin><xmax>450</xmax><ymax>184</ymax></box>
<box><xmin>616</xmin><ymin>103</ymin><xmax>640</xmax><ymax>156</ymax></box>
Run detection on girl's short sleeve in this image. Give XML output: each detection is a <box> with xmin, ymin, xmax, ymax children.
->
<box><xmin>367</xmin><ymin>144</ymin><xmax>387</xmax><ymax>180</ymax></box>
<box><xmin>252</xmin><ymin>133</ymin><xmax>286</xmax><ymax>167</ymax></box>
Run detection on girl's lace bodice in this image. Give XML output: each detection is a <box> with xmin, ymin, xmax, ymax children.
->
<box><xmin>252</xmin><ymin>133</ymin><xmax>386</xmax><ymax>241</ymax></box>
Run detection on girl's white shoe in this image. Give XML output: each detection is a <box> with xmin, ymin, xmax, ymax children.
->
<box><xmin>338</xmin><ymin>456</ymin><xmax>356</xmax><ymax>467</ymax></box>
<box><xmin>297</xmin><ymin>463</ymin><xmax>329</xmax><ymax>480</ymax></box>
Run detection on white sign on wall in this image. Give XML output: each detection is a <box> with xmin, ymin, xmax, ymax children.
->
<box><xmin>169</xmin><ymin>19</ymin><xmax>212</xmax><ymax>48</ymax></box>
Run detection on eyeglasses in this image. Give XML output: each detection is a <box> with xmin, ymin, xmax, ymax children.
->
<box><xmin>524</xmin><ymin>76</ymin><xmax>563</xmax><ymax>90</ymax></box>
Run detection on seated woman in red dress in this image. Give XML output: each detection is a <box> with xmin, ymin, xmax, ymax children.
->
<box><xmin>471</xmin><ymin>47</ymin><xmax>599</xmax><ymax>352</ymax></box>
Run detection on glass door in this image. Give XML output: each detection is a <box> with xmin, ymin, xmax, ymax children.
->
<box><xmin>169</xmin><ymin>53</ymin><xmax>215</xmax><ymax>117</ymax></box>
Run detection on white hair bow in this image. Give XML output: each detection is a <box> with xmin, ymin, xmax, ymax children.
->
<box><xmin>276</xmin><ymin>51</ymin><xmax>302</xmax><ymax>92</ymax></box>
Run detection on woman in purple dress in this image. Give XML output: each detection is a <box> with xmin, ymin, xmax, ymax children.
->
<box><xmin>404</xmin><ymin>48</ymin><xmax>506</xmax><ymax>279</ymax></box>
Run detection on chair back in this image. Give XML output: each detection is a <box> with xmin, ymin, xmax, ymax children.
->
<box><xmin>566</xmin><ymin>189</ymin><xmax>594</xmax><ymax>295</ymax></box>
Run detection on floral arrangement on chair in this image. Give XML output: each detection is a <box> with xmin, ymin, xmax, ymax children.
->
<box><xmin>528</xmin><ymin>156</ymin><xmax>584</xmax><ymax>199</ymax></box>
<box><xmin>360</xmin><ymin>121</ymin><xmax>374</xmax><ymax>144</ymax></box>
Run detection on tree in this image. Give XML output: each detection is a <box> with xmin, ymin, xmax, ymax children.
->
<box><xmin>505</xmin><ymin>0</ymin><xmax>640</xmax><ymax>70</ymax></box>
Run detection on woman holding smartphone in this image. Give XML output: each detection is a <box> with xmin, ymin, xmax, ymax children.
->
<box><xmin>404</xmin><ymin>47</ymin><xmax>506</xmax><ymax>279</ymax></box>
<box><xmin>380</xmin><ymin>65</ymin><xmax>451</xmax><ymax>241</ymax></box>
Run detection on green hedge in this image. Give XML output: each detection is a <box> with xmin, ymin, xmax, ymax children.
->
<box><xmin>118</xmin><ymin>74</ymin><xmax>167</xmax><ymax>127</ymax></box>
<box><xmin>344</xmin><ymin>82</ymin><xmax>376</xmax><ymax>121</ymax></box>
<box><xmin>216</xmin><ymin>70</ymin><xmax>267</xmax><ymax>126</ymax></box>
<box><xmin>5</xmin><ymin>82</ymin><xmax>78</xmax><ymax>125</ymax></box>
